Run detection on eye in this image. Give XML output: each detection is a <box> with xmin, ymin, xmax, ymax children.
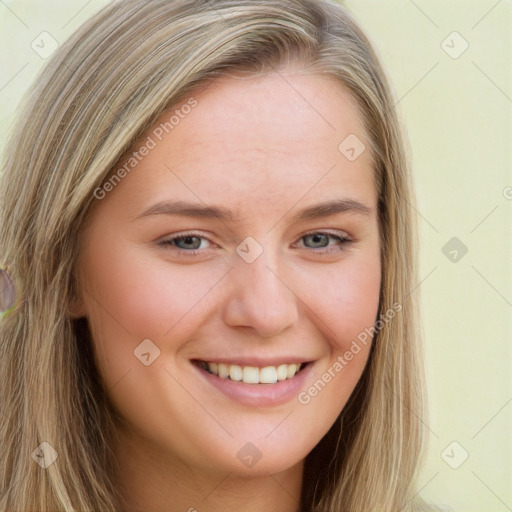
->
<box><xmin>158</xmin><ymin>233</ymin><xmax>211</xmax><ymax>254</ymax></box>
<box><xmin>297</xmin><ymin>231</ymin><xmax>351</xmax><ymax>252</ymax></box>
<box><xmin>157</xmin><ymin>230</ymin><xmax>351</xmax><ymax>258</ymax></box>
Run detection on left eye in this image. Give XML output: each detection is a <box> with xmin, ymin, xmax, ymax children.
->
<box><xmin>298</xmin><ymin>232</ymin><xmax>349</xmax><ymax>250</ymax></box>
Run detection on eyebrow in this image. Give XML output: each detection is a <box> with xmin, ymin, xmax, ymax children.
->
<box><xmin>135</xmin><ymin>198</ymin><xmax>372</xmax><ymax>223</ymax></box>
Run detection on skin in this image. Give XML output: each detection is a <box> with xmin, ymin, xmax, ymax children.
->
<box><xmin>72</xmin><ymin>67</ymin><xmax>381</xmax><ymax>512</ymax></box>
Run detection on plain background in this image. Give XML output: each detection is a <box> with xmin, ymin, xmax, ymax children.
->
<box><xmin>0</xmin><ymin>1</ymin><xmax>511</xmax><ymax>510</ymax></box>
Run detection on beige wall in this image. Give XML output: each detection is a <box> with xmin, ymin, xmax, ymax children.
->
<box><xmin>343</xmin><ymin>2</ymin><xmax>512</xmax><ymax>510</ymax></box>
<box><xmin>1</xmin><ymin>1</ymin><xmax>511</xmax><ymax>510</ymax></box>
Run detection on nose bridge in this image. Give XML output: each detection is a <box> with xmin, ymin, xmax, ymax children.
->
<box><xmin>222</xmin><ymin>239</ymin><xmax>299</xmax><ymax>336</ymax></box>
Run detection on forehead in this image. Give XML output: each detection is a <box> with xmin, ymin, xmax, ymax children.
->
<box><xmin>169</xmin><ymin>70</ymin><xmax>368</xmax><ymax>155</ymax></box>
<box><xmin>97</xmin><ymin>70</ymin><xmax>377</xmax><ymax>221</ymax></box>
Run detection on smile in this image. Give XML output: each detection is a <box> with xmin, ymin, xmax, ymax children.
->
<box><xmin>198</xmin><ymin>361</ymin><xmax>304</xmax><ymax>384</ymax></box>
<box><xmin>192</xmin><ymin>358</ymin><xmax>313</xmax><ymax>407</ymax></box>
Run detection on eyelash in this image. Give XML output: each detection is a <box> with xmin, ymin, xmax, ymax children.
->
<box><xmin>157</xmin><ymin>230</ymin><xmax>352</xmax><ymax>257</ymax></box>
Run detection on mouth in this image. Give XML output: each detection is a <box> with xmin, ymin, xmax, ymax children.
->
<box><xmin>194</xmin><ymin>360</ymin><xmax>307</xmax><ymax>384</ymax></box>
<box><xmin>191</xmin><ymin>358</ymin><xmax>313</xmax><ymax>407</ymax></box>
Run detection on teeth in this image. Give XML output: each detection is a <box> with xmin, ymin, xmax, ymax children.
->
<box><xmin>204</xmin><ymin>361</ymin><xmax>302</xmax><ymax>384</ymax></box>
<box><xmin>242</xmin><ymin>366</ymin><xmax>259</xmax><ymax>384</ymax></box>
<box><xmin>259</xmin><ymin>366</ymin><xmax>278</xmax><ymax>384</ymax></box>
<box><xmin>218</xmin><ymin>363</ymin><xmax>229</xmax><ymax>379</ymax></box>
<box><xmin>276</xmin><ymin>364</ymin><xmax>288</xmax><ymax>381</ymax></box>
<box><xmin>286</xmin><ymin>363</ymin><xmax>298</xmax><ymax>379</ymax></box>
<box><xmin>229</xmin><ymin>365</ymin><xmax>243</xmax><ymax>382</ymax></box>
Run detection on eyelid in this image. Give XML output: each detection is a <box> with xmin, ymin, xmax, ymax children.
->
<box><xmin>299</xmin><ymin>228</ymin><xmax>351</xmax><ymax>240</ymax></box>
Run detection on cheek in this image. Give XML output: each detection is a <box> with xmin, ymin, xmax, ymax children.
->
<box><xmin>292</xmin><ymin>253</ymin><xmax>380</xmax><ymax>425</ymax></box>
<box><xmin>294</xmin><ymin>251</ymin><xmax>381</xmax><ymax>352</ymax></box>
<box><xmin>275</xmin><ymin>251</ymin><xmax>381</xmax><ymax>460</ymax></box>
<box><xmin>79</xmin><ymin>241</ymin><xmax>229</xmax><ymax>391</ymax></box>
<box><xmin>333</xmin><ymin>260</ymin><xmax>381</xmax><ymax>344</ymax></box>
<box><xmin>82</xmin><ymin>243</ymin><xmax>227</xmax><ymax>340</ymax></box>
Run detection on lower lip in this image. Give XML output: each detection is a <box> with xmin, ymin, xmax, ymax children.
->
<box><xmin>193</xmin><ymin>362</ymin><xmax>313</xmax><ymax>407</ymax></box>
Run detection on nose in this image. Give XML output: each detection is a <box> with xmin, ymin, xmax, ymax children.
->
<box><xmin>221</xmin><ymin>249</ymin><xmax>300</xmax><ymax>338</ymax></box>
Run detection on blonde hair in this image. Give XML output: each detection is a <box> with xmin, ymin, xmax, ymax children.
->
<box><xmin>0</xmin><ymin>0</ymin><xmax>434</xmax><ymax>510</ymax></box>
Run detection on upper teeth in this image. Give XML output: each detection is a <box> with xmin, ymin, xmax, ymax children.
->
<box><xmin>201</xmin><ymin>362</ymin><xmax>302</xmax><ymax>384</ymax></box>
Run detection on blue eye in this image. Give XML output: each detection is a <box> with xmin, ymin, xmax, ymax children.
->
<box><xmin>300</xmin><ymin>232</ymin><xmax>351</xmax><ymax>252</ymax></box>
<box><xmin>159</xmin><ymin>234</ymin><xmax>210</xmax><ymax>253</ymax></box>
<box><xmin>158</xmin><ymin>231</ymin><xmax>351</xmax><ymax>257</ymax></box>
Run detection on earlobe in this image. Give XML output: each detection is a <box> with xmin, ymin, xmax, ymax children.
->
<box><xmin>68</xmin><ymin>269</ymin><xmax>87</xmax><ymax>319</ymax></box>
<box><xmin>67</xmin><ymin>297</ymin><xmax>87</xmax><ymax>319</ymax></box>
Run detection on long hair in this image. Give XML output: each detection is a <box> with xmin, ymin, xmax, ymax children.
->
<box><xmin>0</xmin><ymin>1</ymin><xmax>431</xmax><ymax>510</ymax></box>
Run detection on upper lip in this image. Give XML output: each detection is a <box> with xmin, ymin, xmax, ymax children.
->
<box><xmin>192</xmin><ymin>357</ymin><xmax>312</xmax><ymax>367</ymax></box>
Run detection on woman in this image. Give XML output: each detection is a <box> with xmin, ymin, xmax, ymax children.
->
<box><xmin>0</xmin><ymin>0</ymin><xmax>440</xmax><ymax>510</ymax></box>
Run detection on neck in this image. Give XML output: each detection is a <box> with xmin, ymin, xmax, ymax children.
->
<box><xmin>112</xmin><ymin>426</ymin><xmax>304</xmax><ymax>512</ymax></box>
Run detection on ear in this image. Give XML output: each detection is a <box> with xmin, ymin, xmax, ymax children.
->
<box><xmin>67</xmin><ymin>294</ymin><xmax>87</xmax><ymax>319</ymax></box>
<box><xmin>67</xmin><ymin>286</ymin><xmax>87</xmax><ymax>320</ymax></box>
<box><xmin>68</xmin><ymin>268</ymin><xmax>88</xmax><ymax>319</ymax></box>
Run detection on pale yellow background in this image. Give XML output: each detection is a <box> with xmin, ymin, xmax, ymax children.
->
<box><xmin>1</xmin><ymin>1</ymin><xmax>511</xmax><ymax>511</ymax></box>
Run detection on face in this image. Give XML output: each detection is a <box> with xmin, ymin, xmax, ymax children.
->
<box><xmin>73</xmin><ymin>68</ymin><xmax>381</xmax><ymax>479</ymax></box>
